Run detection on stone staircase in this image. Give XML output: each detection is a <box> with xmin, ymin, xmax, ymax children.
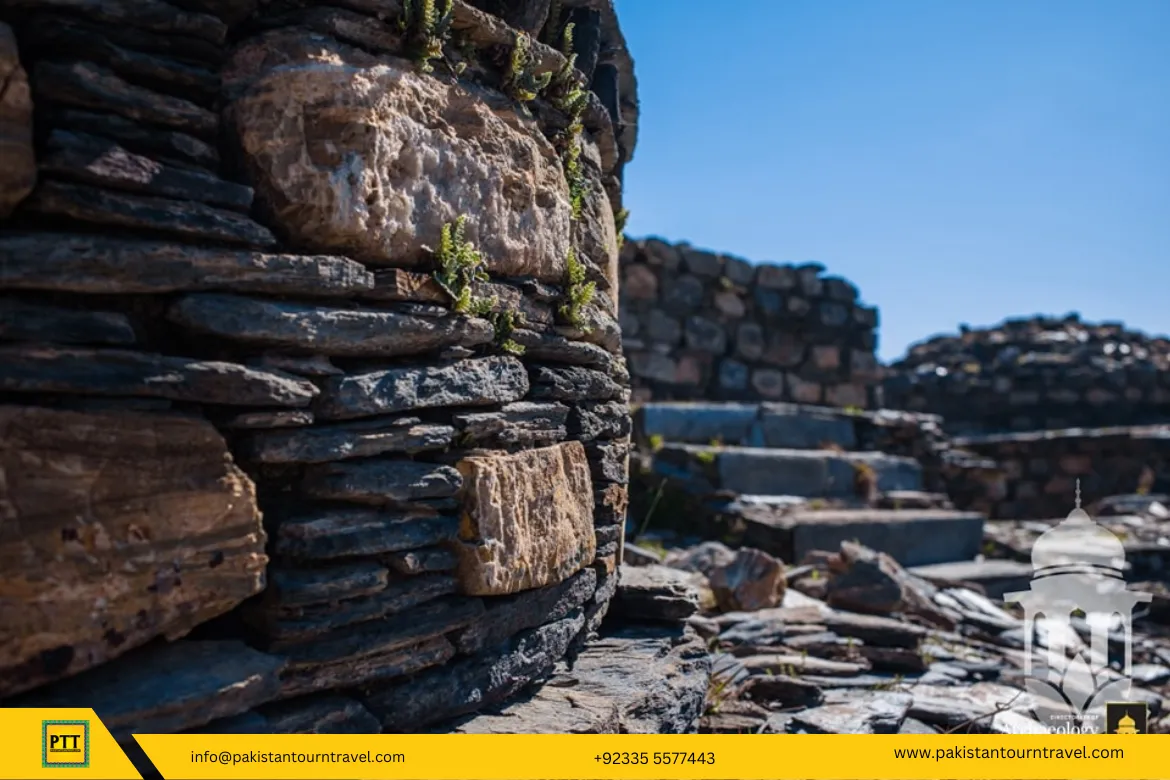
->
<box><xmin>630</xmin><ymin>401</ymin><xmax>988</xmax><ymax>569</ymax></box>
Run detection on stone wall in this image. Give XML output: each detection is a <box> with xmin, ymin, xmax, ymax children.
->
<box><xmin>619</xmin><ymin>238</ymin><xmax>880</xmax><ymax>406</ymax></box>
<box><xmin>882</xmin><ymin>314</ymin><xmax>1170</xmax><ymax>436</ymax></box>
<box><xmin>949</xmin><ymin>426</ymin><xmax>1170</xmax><ymax>521</ymax></box>
<box><xmin>0</xmin><ymin>0</ymin><xmax>636</xmax><ymax>738</ymax></box>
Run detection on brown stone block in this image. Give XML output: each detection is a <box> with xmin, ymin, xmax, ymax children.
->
<box><xmin>452</xmin><ymin>442</ymin><xmax>596</xmax><ymax>596</ymax></box>
<box><xmin>0</xmin><ymin>405</ymin><xmax>266</xmax><ymax>698</ymax></box>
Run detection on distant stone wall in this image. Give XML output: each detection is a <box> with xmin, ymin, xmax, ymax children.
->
<box><xmin>619</xmin><ymin>238</ymin><xmax>880</xmax><ymax>407</ymax></box>
<box><xmin>882</xmin><ymin>314</ymin><xmax>1170</xmax><ymax>435</ymax></box>
<box><xmin>949</xmin><ymin>426</ymin><xmax>1170</xmax><ymax>520</ymax></box>
<box><xmin>0</xmin><ymin>0</ymin><xmax>636</xmax><ymax>739</ymax></box>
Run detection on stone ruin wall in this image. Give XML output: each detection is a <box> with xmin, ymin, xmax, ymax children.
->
<box><xmin>882</xmin><ymin>314</ymin><xmax>1170</xmax><ymax>436</ymax></box>
<box><xmin>882</xmin><ymin>315</ymin><xmax>1170</xmax><ymax>519</ymax></box>
<box><xmin>0</xmin><ymin>0</ymin><xmax>637</xmax><ymax>738</ymax></box>
<box><xmin>618</xmin><ymin>238</ymin><xmax>881</xmax><ymax>407</ymax></box>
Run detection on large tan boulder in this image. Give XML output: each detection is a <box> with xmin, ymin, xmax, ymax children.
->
<box><xmin>0</xmin><ymin>23</ymin><xmax>35</xmax><ymax>218</ymax></box>
<box><xmin>226</xmin><ymin>30</ymin><xmax>573</xmax><ymax>282</ymax></box>
<box><xmin>0</xmin><ymin>406</ymin><xmax>267</xmax><ymax>698</ymax></box>
<box><xmin>452</xmin><ymin>441</ymin><xmax>596</xmax><ymax>596</ymax></box>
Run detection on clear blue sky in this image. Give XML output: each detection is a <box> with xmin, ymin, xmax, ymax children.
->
<box><xmin>614</xmin><ymin>0</ymin><xmax>1169</xmax><ymax>362</ymax></box>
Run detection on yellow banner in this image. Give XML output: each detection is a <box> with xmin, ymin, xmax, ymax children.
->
<box><xmin>135</xmin><ymin>733</ymin><xmax>1164</xmax><ymax>780</ymax></box>
<box><xmin>3</xmin><ymin>709</ymin><xmax>1168</xmax><ymax>780</ymax></box>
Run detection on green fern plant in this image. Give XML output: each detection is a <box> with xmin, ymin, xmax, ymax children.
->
<box><xmin>399</xmin><ymin>0</ymin><xmax>454</xmax><ymax>73</ymax></box>
<box><xmin>504</xmin><ymin>32</ymin><xmax>552</xmax><ymax>103</ymax></box>
<box><xmin>562</xmin><ymin>131</ymin><xmax>587</xmax><ymax>219</ymax></box>
<box><xmin>488</xmin><ymin>309</ymin><xmax>526</xmax><ymax>355</ymax></box>
<box><xmin>558</xmin><ymin>246</ymin><xmax>595</xmax><ymax>331</ymax></box>
<box><xmin>547</xmin><ymin>22</ymin><xmax>589</xmax><ymax>119</ymax></box>
<box><xmin>614</xmin><ymin>207</ymin><xmax>630</xmax><ymax>249</ymax></box>
<box><xmin>432</xmin><ymin>216</ymin><xmax>489</xmax><ymax>314</ymax></box>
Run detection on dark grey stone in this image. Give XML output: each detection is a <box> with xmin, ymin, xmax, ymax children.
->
<box><xmin>610</xmin><ymin>564</ymin><xmax>702</xmax><ymax>623</ymax></box>
<box><xmin>451</xmin><ymin>624</ymin><xmax>711</xmax><ymax>734</ymax></box>
<box><xmin>585</xmin><ymin>440</ymin><xmax>629</xmax><ymax>485</ymax></box>
<box><xmin>684</xmin><ymin>315</ymin><xmax>727</xmax><ymax>353</ymax></box>
<box><xmin>302</xmin><ymin>460</ymin><xmax>462</xmax><ymax>504</ymax></box>
<box><xmin>364</xmin><ymin>613</ymin><xmax>587</xmax><ymax>731</ymax></box>
<box><xmin>315</xmin><ymin>357</ymin><xmax>529</xmax><ymax>421</ymax></box>
<box><xmin>41</xmin><ymin>130</ymin><xmax>249</xmax><ymax>209</ymax></box>
<box><xmin>0</xmin><ymin>233</ymin><xmax>373</xmax><ymax>297</ymax></box>
<box><xmin>452</xmin><ymin>401</ymin><xmax>568</xmax><ymax>448</ymax></box>
<box><xmin>260</xmin><ymin>575</ymin><xmax>461</xmax><ymax>644</ymax></box>
<box><xmin>0</xmin><ymin>298</ymin><xmax>136</xmax><ymax>345</ymax></box>
<box><xmin>240</xmin><ymin>417</ymin><xmax>454</xmax><ymax>464</ymax></box>
<box><xmin>567</xmin><ymin>401</ymin><xmax>631</xmax><ymax>441</ymax></box>
<box><xmin>14</xmin><ymin>641</ymin><xmax>284</xmax><ymax>742</ymax></box>
<box><xmin>527</xmin><ymin>365</ymin><xmax>624</xmax><ymax>402</ymax></box>
<box><xmin>271</xmin><ymin>509</ymin><xmax>460</xmax><ymax>560</ymax></box>
<box><xmin>168</xmin><ymin>294</ymin><xmax>493</xmax><ymax>357</ymax></box>
<box><xmin>452</xmin><ymin>569</ymin><xmax>598</xmax><ymax>654</ymax></box>
<box><xmin>0</xmin><ymin>345</ymin><xmax>317</xmax><ymax>406</ymax></box>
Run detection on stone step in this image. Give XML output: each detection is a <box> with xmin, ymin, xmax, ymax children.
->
<box><xmin>908</xmin><ymin>560</ymin><xmax>1034</xmax><ymax>600</ymax></box>
<box><xmin>654</xmin><ymin>444</ymin><xmax>923</xmax><ymax>499</ymax></box>
<box><xmin>730</xmin><ymin>506</ymin><xmax>985</xmax><ymax>568</ymax></box>
<box><xmin>636</xmin><ymin>402</ymin><xmax>859</xmax><ymax>450</ymax></box>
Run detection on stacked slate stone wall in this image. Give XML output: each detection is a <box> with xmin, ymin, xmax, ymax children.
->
<box><xmin>619</xmin><ymin>238</ymin><xmax>881</xmax><ymax>407</ymax></box>
<box><xmin>882</xmin><ymin>314</ymin><xmax>1170</xmax><ymax>436</ymax></box>
<box><xmin>948</xmin><ymin>426</ymin><xmax>1170</xmax><ymax>521</ymax></box>
<box><xmin>0</xmin><ymin>0</ymin><xmax>637</xmax><ymax>738</ymax></box>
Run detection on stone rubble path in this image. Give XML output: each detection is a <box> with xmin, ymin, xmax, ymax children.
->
<box><xmin>613</xmin><ymin>537</ymin><xmax>1170</xmax><ymax>735</ymax></box>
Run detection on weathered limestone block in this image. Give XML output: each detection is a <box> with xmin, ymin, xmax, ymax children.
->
<box><xmin>167</xmin><ymin>293</ymin><xmax>494</xmax><ymax>357</ymax></box>
<box><xmin>452</xmin><ymin>442</ymin><xmax>596</xmax><ymax>596</ymax></box>
<box><xmin>0</xmin><ymin>406</ymin><xmax>267</xmax><ymax>698</ymax></box>
<box><xmin>226</xmin><ymin>33</ymin><xmax>573</xmax><ymax>280</ymax></box>
<box><xmin>0</xmin><ymin>23</ymin><xmax>35</xmax><ymax>218</ymax></box>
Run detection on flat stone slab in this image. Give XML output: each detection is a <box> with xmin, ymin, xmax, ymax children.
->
<box><xmin>0</xmin><ymin>233</ymin><xmax>373</xmax><ymax>296</ymax></box>
<box><xmin>909</xmin><ymin>560</ymin><xmax>1034</xmax><ymax>600</ymax></box>
<box><xmin>167</xmin><ymin>293</ymin><xmax>493</xmax><ymax>357</ymax></box>
<box><xmin>449</xmin><ymin>624</ymin><xmax>711</xmax><ymax>734</ymax></box>
<box><xmin>14</xmin><ymin>641</ymin><xmax>284</xmax><ymax>741</ymax></box>
<box><xmin>739</xmin><ymin>508</ymin><xmax>985</xmax><ymax>567</ymax></box>
<box><xmin>636</xmin><ymin>402</ymin><xmax>858</xmax><ymax>450</ymax></box>
<box><xmin>656</xmin><ymin>444</ymin><xmax>922</xmax><ymax>498</ymax></box>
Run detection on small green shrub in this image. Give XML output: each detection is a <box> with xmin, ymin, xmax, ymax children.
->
<box><xmin>399</xmin><ymin>0</ymin><xmax>454</xmax><ymax>73</ymax></box>
<box><xmin>557</xmin><ymin>246</ymin><xmax>595</xmax><ymax>330</ymax></box>
<box><xmin>562</xmin><ymin>130</ymin><xmax>587</xmax><ymax>219</ymax></box>
<box><xmin>488</xmin><ymin>309</ymin><xmax>525</xmax><ymax>355</ymax></box>
<box><xmin>432</xmin><ymin>216</ymin><xmax>489</xmax><ymax>314</ymax></box>
<box><xmin>504</xmin><ymin>32</ymin><xmax>552</xmax><ymax>103</ymax></box>
<box><xmin>614</xmin><ymin>207</ymin><xmax>630</xmax><ymax>249</ymax></box>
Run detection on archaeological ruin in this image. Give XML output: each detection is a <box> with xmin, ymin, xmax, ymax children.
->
<box><xmin>2</xmin><ymin>0</ymin><xmax>1169</xmax><ymax>751</ymax></box>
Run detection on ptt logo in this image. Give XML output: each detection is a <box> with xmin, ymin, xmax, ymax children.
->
<box><xmin>42</xmin><ymin>720</ymin><xmax>90</xmax><ymax>768</ymax></box>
